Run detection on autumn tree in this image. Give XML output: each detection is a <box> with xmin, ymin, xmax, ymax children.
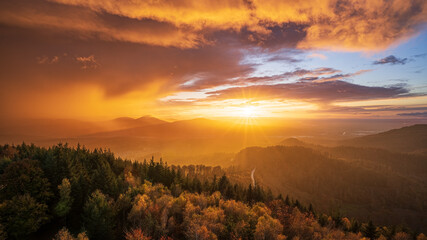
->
<box><xmin>53</xmin><ymin>227</ymin><xmax>89</xmax><ymax>240</ymax></box>
<box><xmin>417</xmin><ymin>233</ymin><xmax>427</xmax><ymax>240</ymax></box>
<box><xmin>393</xmin><ymin>232</ymin><xmax>411</xmax><ymax>240</ymax></box>
<box><xmin>254</xmin><ymin>215</ymin><xmax>286</xmax><ymax>240</ymax></box>
<box><xmin>125</xmin><ymin>228</ymin><xmax>152</xmax><ymax>240</ymax></box>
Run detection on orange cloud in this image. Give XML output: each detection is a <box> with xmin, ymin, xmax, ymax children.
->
<box><xmin>75</xmin><ymin>55</ymin><xmax>99</xmax><ymax>69</ymax></box>
<box><xmin>0</xmin><ymin>0</ymin><xmax>204</xmax><ymax>48</ymax></box>
<box><xmin>51</xmin><ymin>0</ymin><xmax>256</xmax><ymax>32</ymax></box>
<box><xmin>298</xmin><ymin>0</ymin><xmax>427</xmax><ymax>51</ymax></box>
<box><xmin>46</xmin><ymin>0</ymin><xmax>427</xmax><ymax>50</ymax></box>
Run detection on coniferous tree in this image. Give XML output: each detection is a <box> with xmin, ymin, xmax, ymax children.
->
<box><xmin>363</xmin><ymin>220</ymin><xmax>378</xmax><ymax>239</ymax></box>
<box><xmin>285</xmin><ymin>195</ymin><xmax>291</xmax><ymax>206</ymax></box>
<box><xmin>0</xmin><ymin>194</ymin><xmax>49</xmax><ymax>239</ymax></box>
<box><xmin>82</xmin><ymin>190</ymin><xmax>115</xmax><ymax>240</ymax></box>
<box><xmin>0</xmin><ymin>159</ymin><xmax>52</xmax><ymax>203</ymax></box>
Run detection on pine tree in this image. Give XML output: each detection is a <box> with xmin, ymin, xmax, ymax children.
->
<box><xmin>363</xmin><ymin>220</ymin><xmax>377</xmax><ymax>239</ymax></box>
<box><xmin>308</xmin><ymin>203</ymin><xmax>314</xmax><ymax>214</ymax></box>
<box><xmin>82</xmin><ymin>190</ymin><xmax>115</xmax><ymax>240</ymax></box>
<box><xmin>285</xmin><ymin>195</ymin><xmax>291</xmax><ymax>206</ymax></box>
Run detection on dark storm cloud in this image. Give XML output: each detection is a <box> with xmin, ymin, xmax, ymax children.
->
<box><xmin>397</xmin><ymin>111</ymin><xmax>427</xmax><ymax>117</ymax></box>
<box><xmin>179</xmin><ymin>67</ymin><xmax>346</xmax><ymax>90</ymax></box>
<box><xmin>313</xmin><ymin>105</ymin><xmax>427</xmax><ymax>114</ymax></box>
<box><xmin>299</xmin><ymin>70</ymin><xmax>372</xmax><ymax>83</ymax></box>
<box><xmin>373</xmin><ymin>55</ymin><xmax>408</xmax><ymax>65</ymax></box>
<box><xmin>206</xmin><ymin>81</ymin><xmax>409</xmax><ymax>103</ymax></box>
<box><xmin>267</xmin><ymin>55</ymin><xmax>301</xmax><ymax>63</ymax></box>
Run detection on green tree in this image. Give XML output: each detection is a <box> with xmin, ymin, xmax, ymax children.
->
<box><xmin>0</xmin><ymin>159</ymin><xmax>52</xmax><ymax>203</ymax></box>
<box><xmin>55</xmin><ymin>178</ymin><xmax>73</xmax><ymax>218</ymax></box>
<box><xmin>0</xmin><ymin>194</ymin><xmax>49</xmax><ymax>239</ymax></box>
<box><xmin>0</xmin><ymin>156</ymin><xmax>12</xmax><ymax>174</ymax></box>
<box><xmin>82</xmin><ymin>190</ymin><xmax>115</xmax><ymax>240</ymax></box>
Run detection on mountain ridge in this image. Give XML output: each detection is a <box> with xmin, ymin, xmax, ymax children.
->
<box><xmin>340</xmin><ymin>124</ymin><xmax>427</xmax><ymax>153</ymax></box>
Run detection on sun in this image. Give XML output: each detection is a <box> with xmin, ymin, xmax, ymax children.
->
<box><xmin>240</xmin><ymin>106</ymin><xmax>257</xmax><ymax>118</ymax></box>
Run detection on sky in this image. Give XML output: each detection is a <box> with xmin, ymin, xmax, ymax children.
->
<box><xmin>1</xmin><ymin>0</ymin><xmax>427</xmax><ymax>121</ymax></box>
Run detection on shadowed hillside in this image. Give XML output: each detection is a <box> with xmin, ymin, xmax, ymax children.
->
<box><xmin>341</xmin><ymin>124</ymin><xmax>427</xmax><ymax>154</ymax></box>
<box><xmin>233</xmin><ymin>145</ymin><xmax>427</xmax><ymax>232</ymax></box>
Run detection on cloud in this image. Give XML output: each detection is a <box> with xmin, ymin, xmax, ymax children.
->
<box><xmin>313</xmin><ymin>105</ymin><xmax>427</xmax><ymax>114</ymax></box>
<box><xmin>178</xmin><ymin>66</ymin><xmax>372</xmax><ymax>93</ymax></box>
<box><xmin>397</xmin><ymin>111</ymin><xmax>427</xmax><ymax>117</ymax></box>
<box><xmin>373</xmin><ymin>55</ymin><xmax>408</xmax><ymax>65</ymax></box>
<box><xmin>304</xmin><ymin>69</ymin><xmax>372</xmax><ymax>83</ymax></box>
<box><xmin>0</xmin><ymin>0</ymin><xmax>426</xmax><ymax>50</ymax></box>
<box><xmin>179</xmin><ymin>67</ymin><xmax>348</xmax><ymax>91</ymax></box>
<box><xmin>413</xmin><ymin>53</ymin><xmax>427</xmax><ymax>58</ymax></box>
<box><xmin>0</xmin><ymin>23</ymin><xmax>255</xmax><ymax>98</ymax></box>
<box><xmin>308</xmin><ymin>53</ymin><xmax>327</xmax><ymax>60</ymax></box>
<box><xmin>75</xmin><ymin>55</ymin><xmax>99</xmax><ymax>69</ymax></box>
<box><xmin>206</xmin><ymin>81</ymin><xmax>409</xmax><ymax>103</ymax></box>
<box><xmin>267</xmin><ymin>55</ymin><xmax>301</xmax><ymax>63</ymax></box>
<box><xmin>0</xmin><ymin>0</ymin><xmax>205</xmax><ymax>48</ymax></box>
<box><xmin>36</xmin><ymin>55</ymin><xmax>59</xmax><ymax>64</ymax></box>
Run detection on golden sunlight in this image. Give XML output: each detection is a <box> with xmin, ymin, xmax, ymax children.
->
<box><xmin>239</xmin><ymin>106</ymin><xmax>258</xmax><ymax>118</ymax></box>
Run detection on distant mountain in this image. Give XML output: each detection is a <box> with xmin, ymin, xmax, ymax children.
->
<box><xmin>341</xmin><ymin>124</ymin><xmax>427</xmax><ymax>153</ymax></box>
<box><xmin>110</xmin><ymin>115</ymin><xmax>167</xmax><ymax>129</ymax></box>
<box><xmin>86</xmin><ymin>118</ymin><xmax>239</xmax><ymax>139</ymax></box>
<box><xmin>0</xmin><ymin>118</ymin><xmax>104</xmax><ymax>138</ymax></box>
<box><xmin>0</xmin><ymin>116</ymin><xmax>168</xmax><ymax>143</ymax></box>
<box><xmin>279</xmin><ymin>137</ymin><xmax>310</xmax><ymax>147</ymax></box>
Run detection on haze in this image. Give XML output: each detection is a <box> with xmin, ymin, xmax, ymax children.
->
<box><xmin>1</xmin><ymin>1</ymin><xmax>427</xmax><ymax>239</ymax></box>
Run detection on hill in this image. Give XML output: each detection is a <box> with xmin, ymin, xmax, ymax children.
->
<box><xmin>233</xmin><ymin>145</ymin><xmax>427</xmax><ymax>232</ymax></box>
<box><xmin>341</xmin><ymin>124</ymin><xmax>427</xmax><ymax>153</ymax></box>
<box><xmin>109</xmin><ymin>116</ymin><xmax>168</xmax><ymax>129</ymax></box>
<box><xmin>279</xmin><ymin>137</ymin><xmax>309</xmax><ymax>147</ymax></box>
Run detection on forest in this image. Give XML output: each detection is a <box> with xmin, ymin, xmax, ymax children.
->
<box><xmin>1</xmin><ymin>143</ymin><xmax>426</xmax><ymax>240</ymax></box>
